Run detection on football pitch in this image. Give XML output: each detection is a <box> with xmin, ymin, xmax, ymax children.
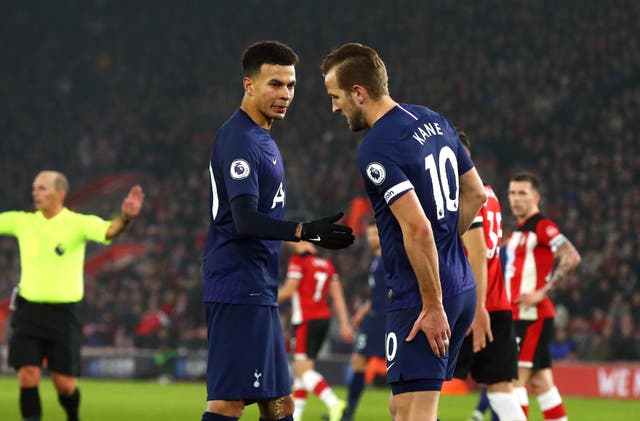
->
<box><xmin>0</xmin><ymin>376</ymin><xmax>637</xmax><ymax>420</ymax></box>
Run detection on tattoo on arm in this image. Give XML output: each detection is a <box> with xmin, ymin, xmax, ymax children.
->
<box><xmin>550</xmin><ymin>241</ymin><xmax>580</xmax><ymax>284</ymax></box>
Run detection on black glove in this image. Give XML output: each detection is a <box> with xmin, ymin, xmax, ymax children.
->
<box><xmin>300</xmin><ymin>212</ymin><xmax>355</xmax><ymax>250</ymax></box>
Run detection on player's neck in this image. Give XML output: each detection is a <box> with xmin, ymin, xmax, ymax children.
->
<box><xmin>517</xmin><ymin>208</ymin><xmax>540</xmax><ymax>223</ymax></box>
<box><xmin>366</xmin><ymin>96</ymin><xmax>397</xmax><ymax>128</ymax></box>
<box><xmin>42</xmin><ymin>205</ymin><xmax>64</xmax><ymax>219</ymax></box>
<box><xmin>240</xmin><ymin>102</ymin><xmax>273</xmax><ymax>131</ymax></box>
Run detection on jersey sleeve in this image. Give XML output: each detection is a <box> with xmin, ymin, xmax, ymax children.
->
<box><xmin>358</xmin><ymin>141</ymin><xmax>413</xmax><ymax>206</ymax></box>
<box><xmin>286</xmin><ymin>255</ymin><xmax>303</xmax><ymax>279</ymax></box>
<box><xmin>536</xmin><ymin>218</ymin><xmax>567</xmax><ymax>252</ymax></box>
<box><xmin>79</xmin><ymin>213</ymin><xmax>111</xmax><ymax>244</ymax></box>
<box><xmin>219</xmin><ymin>131</ymin><xmax>262</xmax><ymax>201</ymax></box>
<box><xmin>0</xmin><ymin>211</ymin><xmax>24</xmax><ymax>236</ymax></box>
<box><xmin>469</xmin><ymin>211</ymin><xmax>484</xmax><ymax>230</ymax></box>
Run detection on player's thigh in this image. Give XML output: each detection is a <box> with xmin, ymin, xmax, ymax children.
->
<box><xmin>393</xmin><ymin>390</ymin><xmax>439</xmax><ymax>421</ymax></box>
<box><xmin>469</xmin><ymin>311</ymin><xmax>519</xmax><ymax>384</ymax></box>
<box><xmin>205</xmin><ymin>302</ymin><xmax>291</xmax><ymax>401</ymax></box>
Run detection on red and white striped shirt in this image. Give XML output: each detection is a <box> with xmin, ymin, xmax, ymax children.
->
<box><xmin>471</xmin><ymin>184</ymin><xmax>511</xmax><ymax>312</ymax></box>
<box><xmin>504</xmin><ymin>213</ymin><xmax>567</xmax><ymax>320</ymax></box>
<box><xmin>287</xmin><ymin>253</ymin><xmax>337</xmax><ymax>325</ymax></box>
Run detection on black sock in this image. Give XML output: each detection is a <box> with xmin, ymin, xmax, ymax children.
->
<box><xmin>58</xmin><ymin>388</ymin><xmax>80</xmax><ymax>421</ymax></box>
<box><xmin>20</xmin><ymin>386</ymin><xmax>41</xmax><ymax>420</ymax></box>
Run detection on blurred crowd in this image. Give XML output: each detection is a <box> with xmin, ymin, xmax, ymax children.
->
<box><xmin>1</xmin><ymin>1</ymin><xmax>639</xmax><ymax>361</ymax></box>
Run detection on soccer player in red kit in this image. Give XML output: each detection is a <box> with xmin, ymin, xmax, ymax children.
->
<box><xmin>453</xmin><ymin>131</ymin><xmax>525</xmax><ymax>421</ymax></box>
<box><xmin>504</xmin><ymin>172</ymin><xmax>581</xmax><ymax>421</ymax></box>
<box><xmin>279</xmin><ymin>241</ymin><xmax>353</xmax><ymax>421</ymax></box>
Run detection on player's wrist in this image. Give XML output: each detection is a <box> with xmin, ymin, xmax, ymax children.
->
<box><xmin>294</xmin><ymin>222</ymin><xmax>303</xmax><ymax>240</ymax></box>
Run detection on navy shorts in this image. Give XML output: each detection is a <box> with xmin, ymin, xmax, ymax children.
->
<box><xmin>205</xmin><ymin>302</ymin><xmax>291</xmax><ymax>401</ymax></box>
<box><xmin>385</xmin><ymin>288</ymin><xmax>475</xmax><ymax>395</ymax></box>
<box><xmin>354</xmin><ymin>311</ymin><xmax>386</xmax><ymax>359</ymax></box>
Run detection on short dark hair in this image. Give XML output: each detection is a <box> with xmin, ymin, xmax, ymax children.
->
<box><xmin>242</xmin><ymin>41</ymin><xmax>298</xmax><ymax>77</ymax></box>
<box><xmin>456</xmin><ymin>128</ymin><xmax>470</xmax><ymax>151</ymax></box>
<box><xmin>321</xmin><ymin>43</ymin><xmax>389</xmax><ymax>100</ymax></box>
<box><xmin>511</xmin><ymin>172</ymin><xmax>541</xmax><ymax>192</ymax></box>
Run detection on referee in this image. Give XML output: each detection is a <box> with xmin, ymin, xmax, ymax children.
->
<box><xmin>0</xmin><ymin>170</ymin><xmax>144</xmax><ymax>421</ymax></box>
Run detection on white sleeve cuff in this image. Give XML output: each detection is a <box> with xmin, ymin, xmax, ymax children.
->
<box><xmin>383</xmin><ymin>180</ymin><xmax>414</xmax><ymax>204</ymax></box>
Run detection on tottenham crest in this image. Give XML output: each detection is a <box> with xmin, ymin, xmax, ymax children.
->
<box><xmin>230</xmin><ymin>159</ymin><xmax>250</xmax><ymax>180</ymax></box>
<box><xmin>366</xmin><ymin>162</ymin><xmax>386</xmax><ymax>185</ymax></box>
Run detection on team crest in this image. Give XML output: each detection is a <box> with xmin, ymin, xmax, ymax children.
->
<box><xmin>546</xmin><ymin>225</ymin><xmax>559</xmax><ymax>238</ymax></box>
<box><xmin>366</xmin><ymin>162</ymin><xmax>386</xmax><ymax>185</ymax></box>
<box><xmin>230</xmin><ymin>159</ymin><xmax>250</xmax><ymax>180</ymax></box>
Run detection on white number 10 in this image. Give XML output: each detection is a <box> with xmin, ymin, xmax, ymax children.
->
<box><xmin>424</xmin><ymin>146</ymin><xmax>459</xmax><ymax>220</ymax></box>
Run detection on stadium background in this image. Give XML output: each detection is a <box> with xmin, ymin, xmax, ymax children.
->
<box><xmin>0</xmin><ymin>0</ymin><xmax>638</xmax><ymax>399</ymax></box>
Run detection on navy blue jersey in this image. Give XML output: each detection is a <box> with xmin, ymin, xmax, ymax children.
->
<box><xmin>357</xmin><ymin>104</ymin><xmax>475</xmax><ymax>311</ymax></box>
<box><xmin>369</xmin><ymin>255</ymin><xmax>387</xmax><ymax>316</ymax></box>
<box><xmin>203</xmin><ymin>109</ymin><xmax>287</xmax><ymax>305</ymax></box>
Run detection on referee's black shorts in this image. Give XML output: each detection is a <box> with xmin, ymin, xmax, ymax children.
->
<box><xmin>453</xmin><ymin>310</ymin><xmax>519</xmax><ymax>384</ymax></box>
<box><xmin>8</xmin><ymin>295</ymin><xmax>83</xmax><ymax>376</ymax></box>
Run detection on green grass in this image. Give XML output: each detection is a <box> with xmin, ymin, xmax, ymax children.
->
<box><xmin>0</xmin><ymin>376</ymin><xmax>637</xmax><ymax>420</ymax></box>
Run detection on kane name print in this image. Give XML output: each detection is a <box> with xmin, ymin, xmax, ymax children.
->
<box><xmin>412</xmin><ymin>122</ymin><xmax>444</xmax><ymax>145</ymax></box>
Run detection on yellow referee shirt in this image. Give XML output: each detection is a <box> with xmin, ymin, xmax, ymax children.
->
<box><xmin>0</xmin><ymin>208</ymin><xmax>111</xmax><ymax>303</ymax></box>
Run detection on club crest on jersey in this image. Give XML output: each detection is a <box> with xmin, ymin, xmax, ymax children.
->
<box><xmin>546</xmin><ymin>225</ymin><xmax>559</xmax><ymax>238</ymax></box>
<box><xmin>366</xmin><ymin>162</ymin><xmax>386</xmax><ymax>185</ymax></box>
<box><xmin>230</xmin><ymin>159</ymin><xmax>250</xmax><ymax>180</ymax></box>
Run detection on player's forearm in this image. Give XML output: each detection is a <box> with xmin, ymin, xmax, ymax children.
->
<box><xmin>550</xmin><ymin>241</ymin><xmax>581</xmax><ymax>285</ymax></box>
<box><xmin>106</xmin><ymin>214</ymin><xmax>131</xmax><ymax>240</ymax></box>
<box><xmin>458</xmin><ymin>169</ymin><xmax>486</xmax><ymax>235</ymax></box>
<box><xmin>461</xmin><ymin>228</ymin><xmax>488</xmax><ymax>307</ymax></box>
<box><xmin>231</xmin><ymin>195</ymin><xmax>299</xmax><ymax>241</ymax></box>
<box><xmin>329</xmin><ymin>280</ymin><xmax>351</xmax><ymax>327</ymax></box>
<box><xmin>404</xmin><ymin>227</ymin><xmax>442</xmax><ymax>309</ymax></box>
<box><xmin>277</xmin><ymin>278</ymin><xmax>298</xmax><ymax>303</ymax></box>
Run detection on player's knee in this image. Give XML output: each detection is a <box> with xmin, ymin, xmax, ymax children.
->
<box><xmin>275</xmin><ymin>394</ymin><xmax>295</xmax><ymax>417</ymax></box>
<box><xmin>529</xmin><ymin>371</ymin><xmax>552</xmax><ymax>395</ymax></box>
<box><xmin>206</xmin><ymin>400</ymin><xmax>245</xmax><ymax>418</ymax></box>
<box><xmin>351</xmin><ymin>353</ymin><xmax>367</xmax><ymax>371</ymax></box>
<box><xmin>51</xmin><ymin>373</ymin><xmax>77</xmax><ymax>396</ymax></box>
<box><xmin>18</xmin><ymin>366</ymin><xmax>41</xmax><ymax>387</ymax></box>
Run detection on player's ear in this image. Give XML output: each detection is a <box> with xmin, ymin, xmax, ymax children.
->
<box><xmin>243</xmin><ymin>77</ymin><xmax>253</xmax><ymax>95</ymax></box>
<box><xmin>352</xmin><ymin>85</ymin><xmax>365</xmax><ymax>104</ymax></box>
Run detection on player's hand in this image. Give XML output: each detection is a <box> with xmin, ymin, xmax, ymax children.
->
<box><xmin>121</xmin><ymin>185</ymin><xmax>145</xmax><ymax>220</ymax></box>
<box><xmin>300</xmin><ymin>212</ymin><xmax>355</xmax><ymax>250</ymax></box>
<box><xmin>471</xmin><ymin>305</ymin><xmax>493</xmax><ymax>353</ymax></box>
<box><xmin>515</xmin><ymin>289</ymin><xmax>545</xmax><ymax>309</ymax></box>
<box><xmin>340</xmin><ymin>323</ymin><xmax>354</xmax><ymax>343</ymax></box>
<box><xmin>405</xmin><ymin>306</ymin><xmax>451</xmax><ymax>357</ymax></box>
